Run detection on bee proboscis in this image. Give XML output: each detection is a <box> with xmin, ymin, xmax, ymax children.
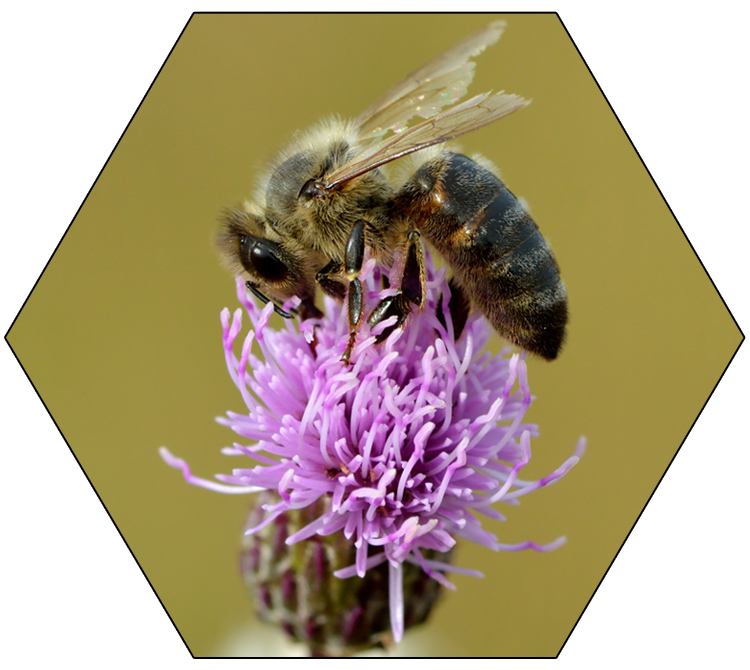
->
<box><xmin>218</xmin><ymin>21</ymin><xmax>567</xmax><ymax>362</ymax></box>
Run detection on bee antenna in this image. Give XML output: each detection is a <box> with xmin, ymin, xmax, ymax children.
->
<box><xmin>245</xmin><ymin>281</ymin><xmax>294</xmax><ymax>318</ymax></box>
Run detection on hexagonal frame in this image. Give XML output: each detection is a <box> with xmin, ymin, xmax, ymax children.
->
<box><xmin>3</xmin><ymin>11</ymin><xmax>745</xmax><ymax>661</ymax></box>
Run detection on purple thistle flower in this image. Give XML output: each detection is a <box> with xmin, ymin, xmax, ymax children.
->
<box><xmin>161</xmin><ymin>254</ymin><xmax>585</xmax><ymax>651</ymax></box>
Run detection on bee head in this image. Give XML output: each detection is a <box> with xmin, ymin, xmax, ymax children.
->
<box><xmin>216</xmin><ymin>208</ymin><xmax>316</xmax><ymax>309</ymax></box>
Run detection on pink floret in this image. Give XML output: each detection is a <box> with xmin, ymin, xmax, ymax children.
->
<box><xmin>161</xmin><ymin>258</ymin><xmax>584</xmax><ymax>643</ymax></box>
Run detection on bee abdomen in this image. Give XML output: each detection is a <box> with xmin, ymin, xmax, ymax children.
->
<box><xmin>398</xmin><ymin>151</ymin><xmax>567</xmax><ymax>360</ymax></box>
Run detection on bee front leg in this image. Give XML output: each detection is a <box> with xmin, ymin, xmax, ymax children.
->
<box><xmin>341</xmin><ymin>220</ymin><xmax>368</xmax><ymax>365</ymax></box>
<box><xmin>315</xmin><ymin>259</ymin><xmax>347</xmax><ymax>301</ymax></box>
<box><xmin>367</xmin><ymin>230</ymin><xmax>426</xmax><ymax>343</ymax></box>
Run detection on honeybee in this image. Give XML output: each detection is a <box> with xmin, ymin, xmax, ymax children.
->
<box><xmin>218</xmin><ymin>21</ymin><xmax>567</xmax><ymax>361</ymax></box>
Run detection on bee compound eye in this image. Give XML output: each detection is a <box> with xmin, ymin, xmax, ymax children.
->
<box><xmin>239</xmin><ymin>235</ymin><xmax>251</xmax><ymax>259</ymax></box>
<box><xmin>248</xmin><ymin>242</ymin><xmax>290</xmax><ymax>282</ymax></box>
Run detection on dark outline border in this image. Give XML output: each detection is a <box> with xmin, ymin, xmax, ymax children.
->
<box><xmin>4</xmin><ymin>10</ymin><xmax>745</xmax><ymax>660</ymax></box>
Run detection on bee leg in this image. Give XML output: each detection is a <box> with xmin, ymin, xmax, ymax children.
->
<box><xmin>367</xmin><ymin>230</ymin><xmax>426</xmax><ymax>343</ymax></box>
<box><xmin>437</xmin><ymin>276</ymin><xmax>471</xmax><ymax>341</ymax></box>
<box><xmin>315</xmin><ymin>259</ymin><xmax>347</xmax><ymax>301</ymax></box>
<box><xmin>402</xmin><ymin>230</ymin><xmax>426</xmax><ymax>307</ymax></box>
<box><xmin>297</xmin><ymin>297</ymin><xmax>323</xmax><ymax>321</ymax></box>
<box><xmin>341</xmin><ymin>220</ymin><xmax>368</xmax><ymax>365</ymax></box>
<box><xmin>342</xmin><ymin>277</ymin><xmax>363</xmax><ymax>365</ymax></box>
<box><xmin>245</xmin><ymin>282</ymin><xmax>293</xmax><ymax>318</ymax></box>
<box><xmin>367</xmin><ymin>293</ymin><xmax>409</xmax><ymax>343</ymax></box>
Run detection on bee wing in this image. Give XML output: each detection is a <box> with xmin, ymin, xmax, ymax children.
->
<box><xmin>324</xmin><ymin>90</ymin><xmax>529</xmax><ymax>190</ymax></box>
<box><xmin>354</xmin><ymin>20</ymin><xmax>507</xmax><ymax>141</ymax></box>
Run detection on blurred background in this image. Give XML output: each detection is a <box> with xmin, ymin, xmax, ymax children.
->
<box><xmin>7</xmin><ymin>13</ymin><xmax>741</xmax><ymax>657</ymax></box>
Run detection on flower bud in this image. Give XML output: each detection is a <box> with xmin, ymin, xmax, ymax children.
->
<box><xmin>240</xmin><ymin>491</ymin><xmax>451</xmax><ymax>656</ymax></box>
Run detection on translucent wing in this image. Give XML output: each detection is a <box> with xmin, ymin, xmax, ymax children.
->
<box><xmin>355</xmin><ymin>20</ymin><xmax>507</xmax><ymax>141</ymax></box>
<box><xmin>324</xmin><ymin>91</ymin><xmax>529</xmax><ymax>190</ymax></box>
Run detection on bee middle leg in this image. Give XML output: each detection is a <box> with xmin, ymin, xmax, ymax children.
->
<box><xmin>367</xmin><ymin>230</ymin><xmax>426</xmax><ymax>343</ymax></box>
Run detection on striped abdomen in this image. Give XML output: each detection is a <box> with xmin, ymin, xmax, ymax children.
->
<box><xmin>395</xmin><ymin>151</ymin><xmax>567</xmax><ymax>360</ymax></box>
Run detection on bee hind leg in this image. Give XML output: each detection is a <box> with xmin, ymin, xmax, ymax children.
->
<box><xmin>367</xmin><ymin>230</ymin><xmax>425</xmax><ymax>343</ymax></box>
<box><xmin>436</xmin><ymin>276</ymin><xmax>471</xmax><ymax>341</ymax></box>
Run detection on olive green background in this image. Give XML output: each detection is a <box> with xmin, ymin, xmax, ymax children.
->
<box><xmin>6</xmin><ymin>13</ymin><xmax>741</xmax><ymax>657</ymax></box>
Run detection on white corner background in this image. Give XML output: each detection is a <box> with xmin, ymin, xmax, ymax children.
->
<box><xmin>2</xmin><ymin>3</ymin><xmax>747</xmax><ymax>669</ymax></box>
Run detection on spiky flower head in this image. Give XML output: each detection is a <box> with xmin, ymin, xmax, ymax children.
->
<box><xmin>161</xmin><ymin>255</ymin><xmax>584</xmax><ymax>655</ymax></box>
